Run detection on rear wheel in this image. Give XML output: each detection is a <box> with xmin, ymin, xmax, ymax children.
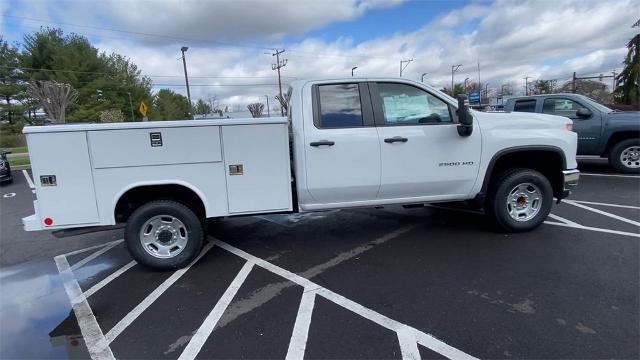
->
<box><xmin>609</xmin><ymin>139</ymin><xmax>640</xmax><ymax>173</ymax></box>
<box><xmin>486</xmin><ymin>168</ymin><xmax>553</xmax><ymax>232</ymax></box>
<box><xmin>125</xmin><ymin>200</ymin><xmax>204</xmax><ymax>270</ymax></box>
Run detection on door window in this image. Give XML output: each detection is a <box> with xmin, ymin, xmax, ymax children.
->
<box><xmin>542</xmin><ymin>98</ymin><xmax>585</xmax><ymax>118</ymax></box>
<box><xmin>377</xmin><ymin>83</ymin><xmax>451</xmax><ymax>125</ymax></box>
<box><xmin>513</xmin><ymin>99</ymin><xmax>536</xmax><ymax>112</ymax></box>
<box><xmin>317</xmin><ymin>84</ymin><xmax>363</xmax><ymax>128</ymax></box>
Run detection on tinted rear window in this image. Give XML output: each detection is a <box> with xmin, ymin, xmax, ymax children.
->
<box><xmin>513</xmin><ymin>99</ymin><xmax>537</xmax><ymax>112</ymax></box>
<box><xmin>318</xmin><ymin>84</ymin><xmax>363</xmax><ymax>128</ymax></box>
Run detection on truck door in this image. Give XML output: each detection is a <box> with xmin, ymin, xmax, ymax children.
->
<box><xmin>370</xmin><ymin>82</ymin><xmax>481</xmax><ymax>200</ymax></box>
<box><xmin>541</xmin><ymin>97</ymin><xmax>602</xmax><ymax>154</ymax></box>
<box><xmin>303</xmin><ymin>82</ymin><xmax>380</xmax><ymax>204</ymax></box>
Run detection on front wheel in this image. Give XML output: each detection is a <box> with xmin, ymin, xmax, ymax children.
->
<box><xmin>125</xmin><ymin>200</ymin><xmax>204</xmax><ymax>270</ymax></box>
<box><xmin>486</xmin><ymin>168</ymin><xmax>553</xmax><ymax>232</ymax></box>
<box><xmin>609</xmin><ymin>139</ymin><xmax>640</xmax><ymax>174</ymax></box>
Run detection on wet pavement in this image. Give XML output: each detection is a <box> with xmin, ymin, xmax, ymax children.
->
<box><xmin>0</xmin><ymin>160</ymin><xmax>638</xmax><ymax>359</ymax></box>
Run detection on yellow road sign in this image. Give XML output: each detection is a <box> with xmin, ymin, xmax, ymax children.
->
<box><xmin>138</xmin><ymin>101</ymin><xmax>148</xmax><ymax>117</ymax></box>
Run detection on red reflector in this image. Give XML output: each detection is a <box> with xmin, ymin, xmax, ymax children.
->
<box><xmin>44</xmin><ymin>218</ymin><xmax>53</xmax><ymax>226</ymax></box>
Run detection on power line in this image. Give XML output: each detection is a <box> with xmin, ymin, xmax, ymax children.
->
<box><xmin>0</xmin><ymin>65</ymin><xmax>297</xmax><ymax>80</ymax></box>
<box><xmin>2</xmin><ymin>14</ymin><xmax>403</xmax><ymax>61</ymax></box>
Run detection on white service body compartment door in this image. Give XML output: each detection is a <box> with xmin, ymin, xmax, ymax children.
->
<box><xmin>27</xmin><ymin>132</ymin><xmax>99</xmax><ymax>227</ymax></box>
<box><xmin>222</xmin><ymin>124</ymin><xmax>292</xmax><ymax>213</ymax></box>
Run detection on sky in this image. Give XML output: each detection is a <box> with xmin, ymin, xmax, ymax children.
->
<box><xmin>1</xmin><ymin>0</ymin><xmax>638</xmax><ymax>110</ymax></box>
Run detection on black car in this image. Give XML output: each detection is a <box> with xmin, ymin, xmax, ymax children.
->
<box><xmin>0</xmin><ymin>150</ymin><xmax>12</xmax><ymax>184</ymax></box>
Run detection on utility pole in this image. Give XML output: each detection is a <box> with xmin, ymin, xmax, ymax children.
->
<box><xmin>572</xmin><ymin>72</ymin><xmax>576</xmax><ymax>93</ymax></box>
<box><xmin>270</xmin><ymin>49</ymin><xmax>287</xmax><ymax>116</ymax></box>
<box><xmin>421</xmin><ymin>73</ymin><xmax>428</xmax><ymax>83</ymax></box>
<box><xmin>180</xmin><ymin>47</ymin><xmax>192</xmax><ymax>111</ymax></box>
<box><xmin>477</xmin><ymin>62</ymin><xmax>481</xmax><ymax>102</ymax></box>
<box><xmin>127</xmin><ymin>92</ymin><xmax>134</xmax><ymax>121</ymax></box>
<box><xmin>451</xmin><ymin>64</ymin><xmax>461</xmax><ymax>96</ymax></box>
<box><xmin>351</xmin><ymin>66</ymin><xmax>358</xmax><ymax>77</ymax></box>
<box><xmin>612</xmin><ymin>70</ymin><xmax>617</xmax><ymax>92</ymax></box>
<box><xmin>523</xmin><ymin>76</ymin><xmax>530</xmax><ymax>96</ymax></box>
<box><xmin>399</xmin><ymin>59</ymin><xmax>413</xmax><ymax>77</ymax></box>
<box><xmin>264</xmin><ymin>95</ymin><xmax>270</xmax><ymax>118</ymax></box>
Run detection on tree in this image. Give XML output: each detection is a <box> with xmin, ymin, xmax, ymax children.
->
<box><xmin>275</xmin><ymin>92</ymin><xmax>290</xmax><ymax>116</ymax></box>
<box><xmin>99</xmin><ymin>108</ymin><xmax>125</xmax><ymax>123</ymax></box>
<box><xmin>194</xmin><ymin>99</ymin><xmax>212</xmax><ymax>116</ymax></box>
<box><xmin>0</xmin><ymin>38</ymin><xmax>27</xmax><ymax>123</ymax></box>
<box><xmin>614</xmin><ymin>19</ymin><xmax>640</xmax><ymax>106</ymax></box>
<box><xmin>247</xmin><ymin>103</ymin><xmax>264</xmax><ymax>118</ymax></box>
<box><xmin>529</xmin><ymin>80</ymin><xmax>552</xmax><ymax>95</ymax></box>
<box><xmin>20</xmin><ymin>28</ymin><xmax>152</xmax><ymax>122</ymax></box>
<box><xmin>26</xmin><ymin>81</ymin><xmax>77</xmax><ymax>123</ymax></box>
<box><xmin>150</xmin><ymin>89</ymin><xmax>191</xmax><ymax>120</ymax></box>
<box><xmin>559</xmin><ymin>79</ymin><xmax>612</xmax><ymax>104</ymax></box>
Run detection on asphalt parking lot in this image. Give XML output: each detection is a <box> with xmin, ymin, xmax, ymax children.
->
<box><xmin>1</xmin><ymin>158</ymin><xmax>638</xmax><ymax>359</ymax></box>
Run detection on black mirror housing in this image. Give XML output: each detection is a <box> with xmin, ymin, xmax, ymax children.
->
<box><xmin>456</xmin><ymin>94</ymin><xmax>473</xmax><ymax>136</ymax></box>
<box><xmin>576</xmin><ymin>108</ymin><xmax>592</xmax><ymax>118</ymax></box>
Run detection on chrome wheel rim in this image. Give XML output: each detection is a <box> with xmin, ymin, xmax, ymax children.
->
<box><xmin>620</xmin><ymin>145</ymin><xmax>640</xmax><ymax>169</ymax></box>
<box><xmin>139</xmin><ymin>215</ymin><xmax>188</xmax><ymax>259</ymax></box>
<box><xmin>506</xmin><ymin>183</ymin><xmax>542</xmax><ymax>222</ymax></box>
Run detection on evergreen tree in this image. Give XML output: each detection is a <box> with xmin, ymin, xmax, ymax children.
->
<box><xmin>615</xmin><ymin>19</ymin><xmax>640</xmax><ymax>106</ymax></box>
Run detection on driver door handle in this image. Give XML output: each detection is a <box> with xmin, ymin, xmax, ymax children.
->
<box><xmin>310</xmin><ymin>140</ymin><xmax>335</xmax><ymax>147</ymax></box>
<box><xmin>384</xmin><ymin>136</ymin><xmax>408</xmax><ymax>143</ymax></box>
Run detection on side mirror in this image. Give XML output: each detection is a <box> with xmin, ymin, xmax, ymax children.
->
<box><xmin>576</xmin><ymin>108</ymin><xmax>592</xmax><ymax>118</ymax></box>
<box><xmin>456</xmin><ymin>94</ymin><xmax>473</xmax><ymax>137</ymax></box>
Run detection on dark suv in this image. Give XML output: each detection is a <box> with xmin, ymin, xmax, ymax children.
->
<box><xmin>505</xmin><ymin>94</ymin><xmax>640</xmax><ymax>173</ymax></box>
<box><xmin>0</xmin><ymin>150</ymin><xmax>12</xmax><ymax>184</ymax></box>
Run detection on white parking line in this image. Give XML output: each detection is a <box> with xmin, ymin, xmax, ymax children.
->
<box><xmin>178</xmin><ymin>261</ymin><xmax>254</xmax><ymax>360</ymax></box>
<box><xmin>84</xmin><ymin>261</ymin><xmax>137</xmax><ymax>299</ymax></box>
<box><xmin>71</xmin><ymin>241</ymin><xmax>122</xmax><ymax>271</ymax></box>
<box><xmin>565</xmin><ymin>200</ymin><xmax>640</xmax><ymax>227</ymax></box>
<box><xmin>548</xmin><ymin>213</ymin><xmax>581</xmax><ymax>227</ymax></box>
<box><xmin>580</xmin><ymin>173</ymin><xmax>640</xmax><ymax>179</ymax></box>
<box><xmin>61</xmin><ymin>239</ymin><xmax>124</xmax><ymax>258</ymax></box>
<box><xmin>544</xmin><ymin>221</ymin><xmax>640</xmax><ymax>238</ymax></box>
<box><xmin>105</xmin><ymin>242</ymin><xmax>214</xmax><ymax>344</ymax></box>
<box><xmin>571</xmin><ymin>200</ymin><xmax>640</xmax><ymax>210</ymax></box>
<box><xmin>285</xmin><ymin>289</ymin><xmax>317</xmax><ymax>360</ymax></box>
<box><xmin>397</xmin><ymin>326</ymin><xmax>421</xmax><ymax>360</ymax></box>
<box><xmin>55</xmin><ymin>254</ymin><xmax>115</xmax><ymax>360</ymax></box>
<box><xmin>22</xmin><ymin>169</ymin><xmax>35</xmax><ymax>189</ymax></box>
<box><xmin>214</xmin><ymin>239</ymin><xmax>478</xmax><ymax>360</ymax></box>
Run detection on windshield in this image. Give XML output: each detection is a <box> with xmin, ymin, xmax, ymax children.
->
<box><xmin>580</xmin><ymin>95</ymin><xmax>613</xmax><ymax>113</ymax></box>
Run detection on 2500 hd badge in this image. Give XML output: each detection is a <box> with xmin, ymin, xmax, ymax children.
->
<box><xmin>439</xmin><ymin>161</ymin><xmax>475</xmax><ymax>167</ymax></box>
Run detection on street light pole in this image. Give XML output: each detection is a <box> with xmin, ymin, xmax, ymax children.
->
<box><xmin>180</xmin><ymin>46</ymin><xmax>192</xmax><ymax>113</ymax></box>
<box><xmin>264</xmin><ymin>95</ymin><xmax>270</xmax><ymax>117</ymax></box>
<box><xmin>523</xmin><ymin>76</ymin><xmax>530</xmax><ymax>96</ymax></box>
<box><xmin>127</xmin><ymin>92</ymin><xmax>134</xmax><ymax>121</ymax></box>
<box><xmin>351</xmin><ymin>66</ymin><xmax>358</xmax><ymax>77</ymax></box>
<box><xmin>399</xmin><ymin>59</ymin><xmax>413</xmax><ymax>77</ymax></box>
<box><xmin>451</xmin><ymin>64</ymin><xmax>461</xmax><ymax>96</ymax></box>
<box><xmin>421</xmin><ymin>73</ymin><xmax>427</xmax><ymax>83</ymax></box>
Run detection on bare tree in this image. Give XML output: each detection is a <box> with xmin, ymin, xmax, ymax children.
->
<box><xmin>247</xmin><ymin>102</ymin><xmax>265</xmax><ymax>118</ymax></box>
<box><xmin>26</xmin><ymin>81</ymin><xmax>78</xmax><ymax>123</ymax></box>
<box><xmin>99</xmin><ymin>108</ymin><xmax>125</xmax><ymax>123</ymax></box>
<box><xmin>275</xmin><ymin>92</ymin><xmax>290</xmax><ymax>116</ymax></box>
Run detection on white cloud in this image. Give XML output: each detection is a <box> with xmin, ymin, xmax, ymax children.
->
<box><xmin>8</xmin><ymin>0</ymin><xmax>639</xmax><ymax>107</ymax></box>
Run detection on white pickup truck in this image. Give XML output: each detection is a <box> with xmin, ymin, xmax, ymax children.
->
<box><xmin>23</xmin><ymin>78</ymin><xmax>579</xmax><ymax>269</ymax></box>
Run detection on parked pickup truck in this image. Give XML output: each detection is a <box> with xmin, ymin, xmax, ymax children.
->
<box><xmin>23</xmin><ymin>78</ymin><xmax>579</xmax><ymax>269</ymax></box>
<box><xmin>504</xmin><ymin>94</ymin><xmax>640</xmax><ymax>173</ymax></box>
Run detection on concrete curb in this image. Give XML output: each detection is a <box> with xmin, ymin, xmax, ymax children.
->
<box><xmin>12</xmin><ymin>164</ymin><xmax>31</xmax><ymax>170</ymax></box>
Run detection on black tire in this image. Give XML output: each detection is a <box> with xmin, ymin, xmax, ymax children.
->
<box><xmin>608</xmin><ymin>139</ymin><xmax>640</xmax><ymax>174</ymax></box>
<box><xmin>125</xmin><ymin>200</ymin><xmax>204</xmax><ymax>270</ymax></box>
<box><xmin>486</xmin><ymin>168</ymin><xmax>553</xmax><ymax>232</ymax></box>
